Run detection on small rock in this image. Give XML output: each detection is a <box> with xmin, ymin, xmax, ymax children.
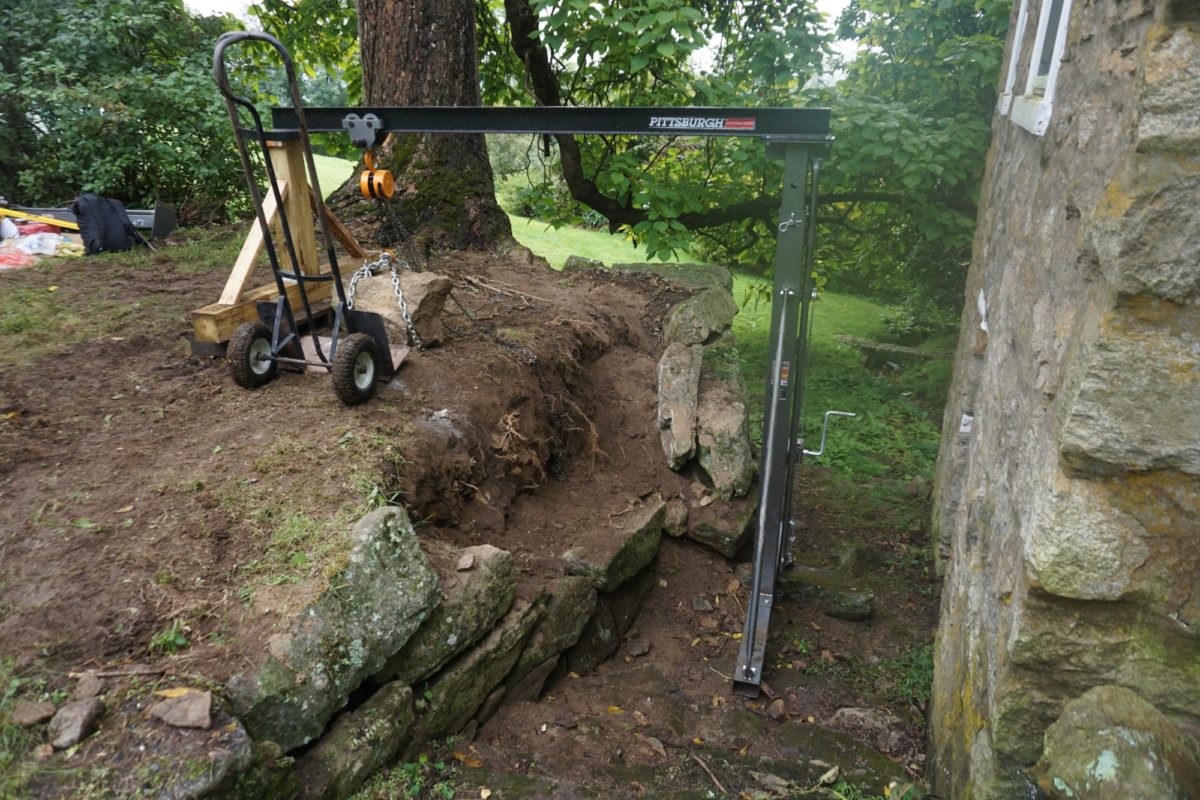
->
<box><xmin>563</xmin><ymin>254</ymin><xmax>604</xmax><ymax>271</ymax></box>
<box><xmin>830</xmin><ymin>706</ymin><xmax>904</xmax><ymax>753</ymax></box>
<box><xmin>698</xmin><ymin>495</ymin><xmax>714</xmax><ymax>507</ymax></box>
<box><xmin>148</xmin><ymin>690</ymin><xmax>212</xmax><ymax>729</ymax></box>
<box><xmin>663</xmin><ymin>499</ymin><xmax>689</xmax><ymax>537</ymax></box>
<box><xmin>692</xmin><ymin>597</ymin><xmax>714</xmax><ymax>613</ymax></box>
<box><xmin>457</xmin><ymin>552</ymin><xmax>476</xmax><ymax>571</ymax></box>
<box><xmin>34</xmin><ymin>743</ymin><xmax>55</xmax><ymax>760</ymax></box>
<box><xmin>12</xmin><ymin>699</ymin><xmax>56</xmax><ymax>726</ymax></box>
<box><xmin>73</xmin><ymin>671</ymin><xmax>104</xmax><ymax>701</ymax></box>
<box><xmin>735</xmin><ymin>562</ymin><xmax>753</xmax><ymax>587</ymax></box>
<box><xmin>626</xmin><ymin>638</ymin><xmax>651</xmax><ymax>657</ymax></box>
<box><xmin>824</xmin><ymin>590</ymin><xmax>875</xmax><ymax>622</ymax></box>
<box><xmin>49</xmin><ymin>698</ymin><xmax>104</xmax><ymax>749</ymax></box>
<box><xmin>698</xmin><ymin>616</ymin><xmax>719</xmax><ymax>630</ymax></box>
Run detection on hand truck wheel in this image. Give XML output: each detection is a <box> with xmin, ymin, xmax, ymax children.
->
<box><xmin>332</xmin><ymin>333</ymin><xmax>379</xmax><ymax>405</ymax></box>
<box><xmin>228</xmin><ymin>321</ymin><xmax>278</xmax><ymax>389</ymax></box>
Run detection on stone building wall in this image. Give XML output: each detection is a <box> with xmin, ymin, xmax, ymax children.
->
<box><xmin>929</xmin><ymin>1</ymin><xmax>1200</xmax><ymax>797</ymax></box>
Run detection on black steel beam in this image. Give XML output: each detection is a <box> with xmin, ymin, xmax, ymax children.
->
<box><xmin>269</xmin><ymin>105</ymin><xmax>830</xmax><ymax>141</ymax></box>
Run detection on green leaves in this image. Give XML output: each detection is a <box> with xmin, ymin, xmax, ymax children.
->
<box><xmin>1</xmin><ymin>0</ymin><xmax>247</xmax><ymax>216</ymax></box>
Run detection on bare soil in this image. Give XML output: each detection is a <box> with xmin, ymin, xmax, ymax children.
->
<box><xmin>0</xmin><ymin>232</ymin><xmax>938</xmax><ymax>798</ymax></box>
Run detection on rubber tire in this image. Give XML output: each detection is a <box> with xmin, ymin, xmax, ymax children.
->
<box><xmin>332</xmin><ymin>332</ymin><xmax>379</xmax><ymax>405</ymax></box>
<box><xmin>228</xmin><ymin>321</ymin><xmax>277</xmax><ymax>389</ymax></box>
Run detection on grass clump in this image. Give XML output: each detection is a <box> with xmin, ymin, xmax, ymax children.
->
<box><xmin>352</xmin><ymin>752</ymin><xmax>458</xmax><ymax>799</ymax></box>
<box><xmin>879</xmin><ymin>643</ymin><xmax>935</xmax><ymax>708</ymax></box>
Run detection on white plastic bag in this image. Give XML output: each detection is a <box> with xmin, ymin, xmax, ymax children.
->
<box><xmin>13</xmin><ymin>232</ymin><xmax>64</xmax><ymax>255</ymax></box>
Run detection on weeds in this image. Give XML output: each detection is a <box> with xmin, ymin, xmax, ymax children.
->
<box><xmin>1</xmin><ymin>660</ymin><xmax>44</xmax><ymax>797</ymax></box>
<box><xmin>826</xmin><ymin>779</ymin><xmax>926</xmax><ymax>799</ymax></box>
<box><xmin>353</xmin><ymin>752</ymin><xmax>457</xmax><ymax>800</ymax></box>
<box><xmin>149</xmin><ymin>619</ymin><xmax>190</xmax><ymax>655</ymax></box>
<box><xmin>880</xmin><ymin>644</ymin><xmax>934</xmax><ymax>708</ymax></box>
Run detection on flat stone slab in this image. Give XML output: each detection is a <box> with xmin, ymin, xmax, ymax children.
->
<box><xmin>696</xmin><ymin>374</ymin><xmax>755</xmax><ymax>500</ymax></box>
<box><xmin>609</xmin><ymin>261</ymin><xmax>733</xmax><ymax>292</ymax></box>
<box><xmin>562</xmin><ymin>500</ymin><xmax>666</xmax><ymax>592</ymax></box>
<box><xmin>294</xmin><ymin>682</ymin><xmax>415</xmax><ymax>800</ymax></box>
<box><xmin>380</xmin><ymin>543</ymin><xmax>516</xmax><ymax>686</ymax></box>
<box><xmin>657</xmin><ymin>343</ymin><xmax>703</xmax><ymax>470</ymax></box>
<box><xmin>412</xmin><ymin>597</ymin><xmax>546</xmax><ymax>745</ymax></box>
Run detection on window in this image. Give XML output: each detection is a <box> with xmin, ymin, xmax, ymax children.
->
<box><xmin>996</xmin><ymin>0</ymin><xmax>1073</xmax><ymax>136</ymax></box>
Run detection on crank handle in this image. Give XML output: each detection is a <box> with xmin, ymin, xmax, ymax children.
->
<box><xmin>801</xmin><ymin>410</ymin><xmax>856</xmax><ymax>457</ymax></box>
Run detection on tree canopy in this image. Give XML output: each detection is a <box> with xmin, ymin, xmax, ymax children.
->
<box><xmin>0</xmin><ymin>0</ymin><xmax>246</xmax><ymax>221</ymax></box>
<box><xmin>2</xmin><ymin>0</ymin><xmax>1010</xmax><ymax>309</ymax></box>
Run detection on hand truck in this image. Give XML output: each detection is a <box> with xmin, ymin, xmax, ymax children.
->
<box><xmin>212</xmin><ymin>31</ymin><xmax>394</xmax><ymax>405</ymax></box>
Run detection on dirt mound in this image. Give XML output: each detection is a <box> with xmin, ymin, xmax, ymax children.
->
<box><xmin>0</xmin><ymin>235</ymin><xmax>939</xmax><ymax>798</ymax></box>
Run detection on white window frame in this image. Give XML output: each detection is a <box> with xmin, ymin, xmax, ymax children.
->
<box><xmin>996</xmin><ymin>0</ymin><xmax>1073</xmax><ymax>136</ymax></box>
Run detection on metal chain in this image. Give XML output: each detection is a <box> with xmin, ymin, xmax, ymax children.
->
<box><xmin>447</xmin><ymin>291</ymin><xmax>536</xmax><ymax>365</ymax></box>
<box><xmin>346</xmin><ymin>250</ymin><xmax>423</xmax><ymax>350</ymax></box>
<box><xmin>388</xmin><ymin>257</ymin><xmax>423</xmax><ymax>350</ymax></box>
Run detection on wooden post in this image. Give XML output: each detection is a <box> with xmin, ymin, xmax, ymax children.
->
<box><xmin>192</xmin><ymin>142</ymin><xmax>369</xmax><ymax>348</ymax></box>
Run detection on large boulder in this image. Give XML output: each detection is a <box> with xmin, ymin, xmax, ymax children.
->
<box><xmin>695</xmin><ymin>336</ymin><xmax>755</xmax><ymax>499</ymax></box>
<box><xmin>564</xmin><ymin>567</ymin><xmax>657</xmax><ymax>677</ymax></box>
<box><xmin>1033</xmin><ymin>685</ymin><xmax>1200</xmax><ymax>799</ymax></box>
<box><xmin>687</xmin><ymin>491</ymin><xmax>757</xmax><ymax>559</ymax></box>
<box><xmin>507</xmin><ymin>576</ymin><xmax>597</xmax><ymax>685</ymax></box>
<box><xmin>664</xmin><ymin>288</ymin><xmax>739</xmax><ymax>346</ymax></box>
<box><xmin>351</xmin><ymin>269</ymin><xmax>453</xmax><ymax>346</ymax></box>
<box><xmin>378</xmin><ymin>544</ymin><xmax>516</xmax><ymax>686</ymax></box>
<box><xmin>226</xmin><ymin>507</ymin><xmax>439</xmax><ymax>751</ymax></box>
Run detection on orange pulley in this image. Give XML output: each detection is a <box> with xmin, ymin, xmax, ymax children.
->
<box><xmin>359</xmin><ymin>150</ymin><xmax>395</xmax><ymax>200</ymax></box>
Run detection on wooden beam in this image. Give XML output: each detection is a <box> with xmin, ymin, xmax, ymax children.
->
<box><xmin>218</xmin><ymin>180</ymin><xmax>287</xmax><ymax>305</ymax></box>
<box><xmin>269</xmin><ymin>141</ymin><xmax>319</xmax><ymax>275</ymax></box>
<box><xmin>192</xmin><ymin>274</ymin><xmax>334</xmax><ymax>344</ymax></box>
<box><xmin>309</xmin><ymin>187</ymin><xmax>369</xmax><ymax>260</ymax></box>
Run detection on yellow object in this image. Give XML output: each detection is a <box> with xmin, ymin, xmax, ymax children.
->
<box><xmin>0</xmin><ymin>207</ymin><xmax>80</xmax><ymax>231</ymax></box>
<box><xmin>359</xmin><ymin>150</ymin><xmax>395</xmax><ymax>200</ymax></box>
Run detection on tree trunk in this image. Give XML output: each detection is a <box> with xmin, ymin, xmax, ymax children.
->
<box><xmin>344</xmin><ymin>0</ymin><xmax>510</xmax><ymax>250</ymax></box>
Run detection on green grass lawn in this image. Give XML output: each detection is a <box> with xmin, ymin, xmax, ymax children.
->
<box><xmin>313</xmin><ymin>153</ymin><xmax>356</xmax><ymax>198</ymax></box>
<box><xmin>506</xmin><ymin>213</ymin><xmax>699</xmax><ymax>268</ymax></box>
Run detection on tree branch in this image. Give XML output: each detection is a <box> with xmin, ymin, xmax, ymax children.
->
<box><xmin>501</xmin><ymin>0</ymin><xmax>967</xmax><ymax>232</ymax></box>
